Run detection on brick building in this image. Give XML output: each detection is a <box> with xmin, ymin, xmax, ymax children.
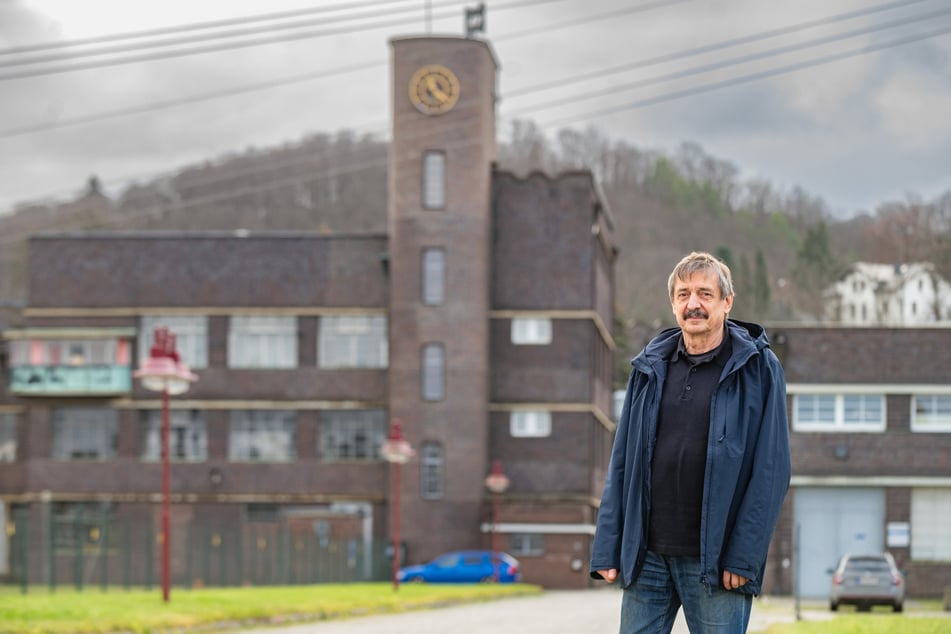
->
<box><xmin>767</xmin><ymin>326</ymin><xmax>951</xmax><ymax>599</ymax></box>
<box><xmin>0</xmin><ymin>35</ymin><xmax>617</xmax><ymax>589</ymax></box>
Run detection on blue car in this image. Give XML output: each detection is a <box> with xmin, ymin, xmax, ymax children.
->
<box><xmin>397</xmin><ymin>550</ymin><xmax>521</xmax><ymax>584</ymax></box>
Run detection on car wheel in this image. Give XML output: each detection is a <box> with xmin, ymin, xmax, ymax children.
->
<box><xmin>829</xmin><ymin>602</ymin><xmax>838</xmax><ymax>612</ymax></box>
<box><xmin>894</xmin><ymin>603</ymin><xmax>903</xmax><ymax>613</ymax></box>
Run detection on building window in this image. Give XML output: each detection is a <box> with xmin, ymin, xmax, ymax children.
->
<box><xmin>422</xmin><ymin>248</ymin><xmax>446</xmax><ymax>306</ymax></box>
<box><xmin>10</xmin><ymin>338</ymin><xmax>128</xmax><ymax>366</ymax></box>
<box><xmin>228</xmin><ymin>410</ymin><xmax>296</xmax><ymax>462</ymax></box>
<box><xmin>911</xmin><ymin>488</ymin><xmax>951</xmax><ymax>561</ymax></box>
<box><xmin>52</xmin><ymin>408</ymin><xmax>117</xmax><ymax>460</ymax></box>
<box><xmin>422</xmin><ymin>151</ymin><xmax>446</xmax><ymax>209</ymax></box>
<box><xmin>228</xmin><ymin>316</ymin><xmax>297</xmax><ymax>368</ymax></box>
<box><xmin>511</xmin><ymin>317</ymin><xmax>552</xmax><ymax>345</ymax></box>
<box><xmin>421</xmin><ymin>343</ymin><xmax>445</xmax><ymax>401</ymax></box>
<box><xmin>420</xmin><ymin>441</ymin><xmax>444</xmax><ymax>499</ymax></box>
<box><xmin>0</xmin><ymin>414</ymin><xmax>16</xmax><ymax>463</ymax></box>
<box><xmin>509</xmin><ymin>533</ymin><xmax>544</xmax><ymax>557</ymax></box>
<box><xmin>510</xmin><ymin>411</ymin><xmax>552</xmax><ymax>438</ymax></box>
<box><xmin>912</xmin><ymin>395</ymin><xmax>951</xmax><ymax>432</ymax></box>
<box><xmin>140</xmin><ymin>316</ymin><xmax>208</xmax><ymax>368</ymax></box>
<box><xmin>141</xmin><ymin>409</ymin><xmax>207</xmax><ymax>462</ymax></box>
<box><xmin>318</xmin><ymin>315</ymin><xmax>387</xmax><ymax>368</ymax></box>
<box><xmin>792</xmin><ymin>394</ymin><xmax>885</xmax><ymax>432</ymax></box>
<box><xmin>319</xmin><ymin>410</ymin><xmax>386</xmax><ymax>461</ymax></box>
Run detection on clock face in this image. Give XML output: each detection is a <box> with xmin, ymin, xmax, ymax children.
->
<box><xmin>409</xmin><ymin>65</ymin><xmax>460</xmax><ymax>115</ymax></box>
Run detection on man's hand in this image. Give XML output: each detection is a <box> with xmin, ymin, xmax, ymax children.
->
<box><xmin>722</xmin><ymin>569</ymin><xmax>748</xmax><ymax>590</ymax></box>
<box><xmin>595</xmin><ymin>568</ymin><xmax>618</xmax><ymax>583</ymax></box>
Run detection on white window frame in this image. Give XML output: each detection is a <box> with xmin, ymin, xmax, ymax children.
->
<box><xmin>51</xmin><ymin>408</ymin><xmax>117</xmax><ymax>460</ymax></box>
<box><xmin>511</xmin><ymin>317</ymin><xmax>552</xmax><ymax>345</ymax></box>
<box><xmin>318</xmin><ymin>315</ymin><xmax>387</xmax><ymax>368</ymax></box>
<box><xmin>510</xmin><ymin>410</ymin><xmax>552</xmax><ymax>438</ymax></box>
<box><xmin>509</xmin><ymin>533</ymin><xmax>544</xmax><ymax>557</ymax></box>
<box><xmin>140</xmin><ymin>315</ymin><xmax>208</xmax><ymax>369</ymax></box>
<box><xmin>910</xmin><ymin>488</ymin><xmax>951</xmax><ymax>561</ymax></box>
<box><xmin>422</xmin><ymin>150</ymin><xmax>446</xmax><ymax>209</ymax></box>
<box><xmin>911</xmin><ymin>395</ymin><xmax>951</xmax><ymax>432</ymax></box>
<box><xmin>792</xmin><ymin>393</ymin><xmax>885</xmax><ymax>432</ymax></box>
<box><xmin>228</xmin><ymin>315</ymin><xmax>297</xmax><ymax>369</ymax></box>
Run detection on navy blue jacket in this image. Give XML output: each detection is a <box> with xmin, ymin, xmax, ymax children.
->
<box><xmin>590</xmin><ymin>319</ymin><xmax>791</xmax><ymax>595</ymax></box>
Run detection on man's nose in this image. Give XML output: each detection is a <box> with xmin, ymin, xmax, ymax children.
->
<box><xmin>686</xmin><ymin>293</ymin><xmax>701</xmax><ymax>307</ymax></box>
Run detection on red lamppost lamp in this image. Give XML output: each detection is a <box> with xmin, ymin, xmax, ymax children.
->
<box><xmin>380</xmin><ymin>419</ymin><xmax>414</xmax><ymax>591</ymax></box>
<box><xmin>484</xmin><ymin>459</ymin><xmax>510</xmax><ymax>582</ymax></box>
<box><xmin>134</xmin><ymin>327</ymin><xmax>197</xmax><ymax>603</ymax></box>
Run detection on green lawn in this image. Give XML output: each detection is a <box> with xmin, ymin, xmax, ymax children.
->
<box><xmin>766</xmin><ymin>616</ymin><xmax>951</xmax><ymax>634</ymax></box>
<box><xmin>0</xmin><ymin>583</ymin><xmax>541</xmax><ymax>634</ymax></box>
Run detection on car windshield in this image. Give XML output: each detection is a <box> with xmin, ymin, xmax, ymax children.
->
<box><xmin>844</xmin><ymin>558</ymin><xmax>891</xmax><ymax>573</ymax></box>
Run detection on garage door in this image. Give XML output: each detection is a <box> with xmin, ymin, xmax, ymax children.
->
<box><xmin>793</xmin><ymin>487</ymin><xmax>885</xmax><ymax>598</ymax></box>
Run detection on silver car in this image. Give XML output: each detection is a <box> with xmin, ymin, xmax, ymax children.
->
<box><xmin>829</xmin><ymin>552</ymin><xmax>905</xmax><ymax>612</ymax></box>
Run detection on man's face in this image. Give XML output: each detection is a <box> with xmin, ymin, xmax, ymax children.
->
<box><xmin>671</xmin><ymin>269</ymin><xmax>734</xmax><ymax>337</ymax></box>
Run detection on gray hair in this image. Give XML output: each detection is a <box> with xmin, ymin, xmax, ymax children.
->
<box><xmin>667</xmin><ymin>251</ymin><xmax>734</xmax><ymax>300</ymax></box>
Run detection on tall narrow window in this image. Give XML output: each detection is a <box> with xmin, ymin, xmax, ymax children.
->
<box><xmin>421</xmin><ymin>343</ymin><xmax>445</xmax><ymax>401</ymax></box>
<box><xmin>422</xmin><ymin>151</ymin><xmax>446</xmax><ymax>209</ymax></box>
<box><xmin>420</xmin><ymin>441</ymin><xmax>444</xmax><ymax>499</ymax></box>
<box><xmin>422</xmin><ymin>248</ymin><xmax>446</xmax><ymax>305</ymax></box>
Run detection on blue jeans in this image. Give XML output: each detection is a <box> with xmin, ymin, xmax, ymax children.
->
<box><xmin>620</xmin><ymin>551</ymin><xmax>752</xmax><ymax>633</ymax></box>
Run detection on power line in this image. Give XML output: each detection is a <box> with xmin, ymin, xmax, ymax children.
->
<box><xmin>0</xmin><ymin>0</ymin><xmax>565</xmax><ymax>82</ymax></box>
<box><xmin>0</xmin><ymin>0</ymin><xmax>418</xmax><ymax>56</ymax></box>
<box><xmin>505</xmin><ymin>0</ymin><xmax>933</xmax><ymax>97</ymax></box>
<box><xmin>508</xmin><ymin>4</ymin><xmax>951</xmax><ymax>116</ymax></box>
<box><xmin>537</xmin><ymin>20</ymin><xmax>951</xmax><ymax>130</ymax></box>
<box><xmin>0</xmin><ymin>0</ymin><xmax>447</xmax><ymax>69</ymax></box>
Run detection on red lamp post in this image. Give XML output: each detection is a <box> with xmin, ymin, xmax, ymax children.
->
<box><xmin>134</xmin><ymin>327</ymin><xmax>196</xmax><ymax>603</ymax></box>
<box><xmin>380</xmin><ymin>419</ymin><xmax>414</xmax><ymax>592</ymax></box>
<box><xmin>484</xmin><ymin>460</ymin><xmax>510</xmax><ymax>582</ymax></box>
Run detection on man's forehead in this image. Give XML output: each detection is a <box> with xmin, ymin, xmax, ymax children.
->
<box><xmin>674</xmin><ymin>269</ymin><xmax>719</xmax><ymax>290</ymax></box>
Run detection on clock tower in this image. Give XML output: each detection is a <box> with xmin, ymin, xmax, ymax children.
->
<box><xmin>387</xmin><ymin>35</ymin><xmax>498</xmax><ymax>561</ymax></box>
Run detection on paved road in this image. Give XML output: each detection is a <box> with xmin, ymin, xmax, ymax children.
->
<box><xmin>237</xmin><ymin>591</ymin><xmax>940</xmax><ymax>634</ymax></box>
<box><xmin>237</xmin><ymin>589</ymin><xmax>693</xmax><ymax>634</ymax></box>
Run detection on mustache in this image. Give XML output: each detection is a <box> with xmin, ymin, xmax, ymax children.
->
<box><xmin>683</xmin><ymin>308</ymin><xmax>708</xmax><ymax>319</ymax></box>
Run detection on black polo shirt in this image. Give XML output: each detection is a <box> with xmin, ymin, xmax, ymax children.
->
<box><xmin>647</xmin><ymin>330</ymin><xmax>732</xmax><ymax>557</ymax></box>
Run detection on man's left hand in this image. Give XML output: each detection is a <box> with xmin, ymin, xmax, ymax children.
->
<box><xmin>722</xmin><ymin>570</ymin><xmax>748</xmax><ymax>590</ymax></box>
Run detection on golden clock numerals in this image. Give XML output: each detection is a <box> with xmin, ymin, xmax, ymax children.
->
<box><xmin>409</xmin><ymin>65</ymin><xmax>460</xmax><ymax>115</ymax></box>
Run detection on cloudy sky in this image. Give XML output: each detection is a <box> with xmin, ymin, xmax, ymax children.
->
<box><xmin>1</xmin><ymin>0</ymin><xmax>950</xmax><ymax>217</ymax></box>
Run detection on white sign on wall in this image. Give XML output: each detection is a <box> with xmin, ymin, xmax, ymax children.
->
<box><xmin>887</xmin><ymin>521</ymin><xmax>910</xmax><ymax>548</ymax></box>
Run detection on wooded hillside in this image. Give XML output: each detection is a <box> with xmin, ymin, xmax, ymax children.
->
<box><xmin>2</xmin><ymin>122</ymin><xmax>949</xmax><ymax>379</ymax></box>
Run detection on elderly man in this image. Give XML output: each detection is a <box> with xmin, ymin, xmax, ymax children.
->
<box><xmin>591</xmin><ymin>251</ymin><xmax>791</xmax><ymax>633</ymax></box>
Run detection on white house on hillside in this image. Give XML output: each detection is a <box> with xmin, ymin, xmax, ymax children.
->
<box><xmin>824</xmin><ymin>262</ymin><xmax>951</xmax><ymax>326</ymax></box>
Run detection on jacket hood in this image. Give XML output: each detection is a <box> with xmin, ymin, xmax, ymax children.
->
<box><xmin>632</xmin><ymin>319</ymin><xmax>771</xmax><ymax>371</ymax></box>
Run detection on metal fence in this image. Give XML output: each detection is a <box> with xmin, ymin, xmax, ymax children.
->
<box><xmin>5</xmin><ymin>507</ymin><xmax>391</xmax><ymax>593</ymax></box>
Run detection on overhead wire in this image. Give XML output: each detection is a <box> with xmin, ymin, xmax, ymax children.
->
<box><xmin>0</xmin><ymin>0</ymin><xmax>567</xmax><ymax>82</ymax></box>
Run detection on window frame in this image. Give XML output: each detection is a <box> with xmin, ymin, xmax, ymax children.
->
<box><xmin>422</xmin><ymin>150</ymin><xmax>446</xmax><ymax>210</ymax></box>
<box><xmin>51</xmin><ymin>408</ymin><xmax>118</xmax><ymax>461</ymax></box>
<box><xmin>510</xmin><ymin>410</ymin><xmax>552</xmax><ymax>438</ymax></box>
<box><xmin>421</xmin><ymin>247</ymin><xmax>446</xmax><ymax>306</ymax></box>
<box><xmin>792</xmin><ymin>393</ymin><xmax>886</xmax><ymax>432</ymax></box>
<box><xmin>0</xmin><ymin>413</ymin><xmax>16</xmax><ymax>463</ymax></box>
<box><xmin>140</xmin><ymin>315</ymin><xmax>208</xmax><ymax>369</ymax></box>
<box><xmin>227</xmin><ymin>315</ymin><xmax>298</xmax><ymax>369</ymax></box>
<box><xmin>317</xmin><ymin>314</ymin><xmax>388</xmax><ymax>369</ymax></box>
<box><xmin>911</xmin><ymin>395</ymin><xmax>951</xmax><ymax>432</ymax></box>
<box><xmin>421</xmin><ymin>343</ymin><xmax>445</xmax><ymax>401</ymax></box>
<box><xmin>511</xmin><ymin>317</ymin><xmax>552</xmax><ymax>345</ymax></box>
<box><xmin>318</xmin><ymin>409</ymin><xmax>387</xmax><ymax>462</ymax></box>
<box><xmin>141</xmin><ymin>409</ymin><xmax>208</xmax><ymax>462</ymax></box>
<box><xmin>228</xmin><ymin>410</ymin><xmax>297</xmax><ymax>462</ymax></box>
<box><xmin>420</xmin><ymin>441</ymin><xmax>444</xmax><ymax>500</ymax></box>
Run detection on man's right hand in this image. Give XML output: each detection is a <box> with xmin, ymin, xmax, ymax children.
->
<box><xmin>595</xmin><ymin>569</ymin><xmax>618</xmax><ymax>583</ymax></box>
